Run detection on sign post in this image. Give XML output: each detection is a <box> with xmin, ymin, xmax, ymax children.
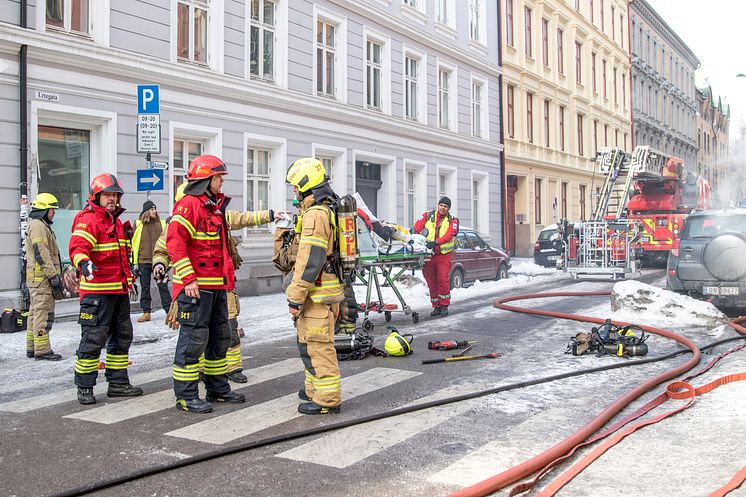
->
<box><xmin>137</xmin><ymin>84</ymin><xmax>161</xmax><ymax>200</ymax></box>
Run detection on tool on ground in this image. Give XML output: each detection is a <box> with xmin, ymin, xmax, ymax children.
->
<box><xmin>422</xmin><ymin>352</ymin><xmax>500</xmax><ymax>364</ymax></box>
<box><xmin>452</xmin><ymin>345</ymin><xmax>473</xmax><ymax>357</ymax></box>
<box><xmin>566</xmin><ymin>319</ymin><xmax>648</xmax><ymax>357</ymax></box>
<box><xmin>427</xmin><ymin>340</ymin><xmax>476</xmax><ymax>351</ymax></box>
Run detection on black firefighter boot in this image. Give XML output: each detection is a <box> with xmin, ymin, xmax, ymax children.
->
<box><xmin>227</xmin><ymin>370</ymin><xmax>248</xmax><ymax>383</ymax></box>
<box><xmin>176</xmin><ymin>398</ymin><xmax>213</xmax><ymax>413</ymax></box>
<box><xmin>298</xmin><ymin>401</ymin><xmax>341</xmax><ymax>415</ymax></box>
<box><xmin>107</xmin><ymin>383</ymin><xmax>144</xmax><ymax>398</ymax></box>
<box><xmin>35</xmin><ymin>351</ymin><xmax>62</xmax><ymax>361</ymax></box>
<box><xmin>206</xmin><ymin>390</ymin><xmax>246</xmax><ymax>404</ymax></box>
<box><xmin>77</xmin><ymin>387</ymin><xmax>96</xmax><ymax>405</ymax></box>
<box><xmin>298</xmin><ymin>389</ymin><xmax>310</xmax><ymax>401</ymax></box>
<box><xmin>430</xmin><ymin>307</ymin><xmax>442</xmax><ymax>317</ymax></box>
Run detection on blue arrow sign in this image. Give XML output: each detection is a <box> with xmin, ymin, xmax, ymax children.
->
<box><xmin>137</xmin><ymin>84</ymin><xmax>160</xmax><ymax>114</ymax></box>
<box><xmin>136</xmin><ymin>169</ymin><xmax>164</xmax><ymax>191</ymax></box>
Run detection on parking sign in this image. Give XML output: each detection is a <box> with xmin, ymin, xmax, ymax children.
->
<box><xmin>137</xmin><ymin>84</ymin><xmax>160</xmax><ymax>114</ymax></box>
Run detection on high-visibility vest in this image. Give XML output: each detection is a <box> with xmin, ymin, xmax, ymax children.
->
<box><xmin>424</xmin><ymin>210</ymin><xmax>455</xmax><ymax>254</ymax></box>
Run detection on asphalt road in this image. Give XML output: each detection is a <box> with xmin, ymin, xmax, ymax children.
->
<box><xmin>2</xmin><ymin>268</ymin><xmax>746</xmax><ymax>497</ymax></box>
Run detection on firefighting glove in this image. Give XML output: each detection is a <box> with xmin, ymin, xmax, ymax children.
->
<box><xmin>78</xmin><ymin>260</ymin><xmax>98</xmax><ymax>280</ymax></box>
<box><xmin>152</xmin><ymin>263</ymin><xmax>167</xmax><ymax>283</ymax></box>
<box><xmin>425</xmin><ymin>241</ymin><xmax>436</xmax><ymax>250</ymax></box>
<box><xmin>129</xmin><ymin>282</ymin><xmax>139</xmax><ymax>301</ymax></box>
<box><xmin>49</xmin><ymin>274</ymin><xmax>65</xmax><ymax>300</ymax></box>
<box><xmin>165</xmin><ymin>300</ymin><xmax>180</xmax><ymax>330</ymax></box>
<box><xmin>130</xmin><ymin>264</ymin><xmax>141</xmax><ymax>280</ymax></box>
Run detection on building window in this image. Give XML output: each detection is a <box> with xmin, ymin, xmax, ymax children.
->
<box><xmin>543</xmin><ymin>99</ymin><xmax>550</xmax><ymax>147</ymax></box>
<box><xmin>524</xmin><ymin>7</ymin><xmax>532</xmax><ymax>58</ymax></box>
<box><xmin>471</xmin><ymin>79</ymin><xmax>486</xmax><ymax>138</ymax></box>
<box><xmin>575</xmin><ymin>0</ymin><xmax>580</xmax><ymax>10</ymax></box>
<box><xmin>526</xmin><ymin>92</ymin><xmax>534</xmax><ymax>143</ymax></box>
<box><xmin>177</xmin><ymin>0</ymin><xmax>209</xmax><ymax>64</ymax></box>
<box><xmin>577</xmin><ymin>114</ymin><xmax>584</xmax><ymax>156</ymax></box>
<box><xmin>469</xmin><ymin>0</ymin><xmax>482</xmax><ymax>42</ymax></box>
<box><xmin>316</xmin><ymin>19</ymin><xmax>337</xmax><ymax>97</ymax></box>
<box><xmin>506</xmin><ymin>0</ymin><xmax>514</xmax><ymax>47</ymax></box>
<box><xmin>472</xmin><ymin>179</ymin><xmax>481</xmax><ymax>232</ymax></box>
<box><xmin>604</xmin><ymin>124</ymin><xmax>608</xmax><ymax>146</ymax></box>
<box><xmin>590</xmin><ymin>0</ymin><xmax>594</xmax><ymax>24</ymax></box>
<box><xmin>38</xmin><ymin>125</ymin><xmax>90</xmax><ymax>215</ymax></box>
<box><xmin>249</xmin><ymin>0</ymin><xmax>275</xmax><ymax>81</ymax></box>
<box><xmin>557</xmin><ymin>28</ymin><xmax>564</xmax><ymax>74</ymax></box>
<box><xmin>624</xmin><ymin>132</ymin><xmax>628</xmax><ymax>149</ymax></box>
<box><xmin>245</xmin><ymin>148</ymin><xmax>270</xmax><ymax>216</ymax></box>
<box><xmin>600</xmin><ymin>0</ymin><xmax>605</xmax><ymax>32</ymax></box>
<box><xmin>173</xmin><ymin>139</ymin><xmax>204</xmax><ymax>202</ymax></box>
<box><xmin>46</xmin><ymin>0</ymin><xmax>89</xmax><ymax>35</ymax></box>
<box><xmin>561</xmin><ymin>182</ymin><xmax>568</xmax><ymax>219</ymax></box>
<box><xmin>622</xmin><ymin>73</ymin><xmax>626</xmax><ymax>109</ymax></box>
<box><xmin>507</xmin><ymin>84</ymin><xmax>515</xmax><ymax>138</ymax></box>
<box><xmin>438</xmin><ymin>66</ymin><xmax>455</xmax><ymax>130</ymax></box>
<box><xmin>602</xmin><ymin>59</ymin><xmax>607</xmax><ymax>98</ymax></box>
<box><xmin>611</xmin><ymin>5</ymin><xmax>615</xmax><ymax>41</ymax></box>
<box><xmin>406</xmin><ymin>169</ymin><xmax>416</xmax><ymax>228</ymax></box>
<box><xmin>579</xmin><ymin>184</ymin><xmax>586</xmax><ymax>219</ymax></box>
<box><xmin>619</xmin><ymin>14</ymin><xmax>624</xmax><ymax>47</ymax></box>
<box><xmin>559</xmin><ymin>105</ymin><xmax>565</xmax><ymax>151</ymax></box>
<box><xmin>615</xmin><ymin>129</ymin><xmax>619</xmax><ymax>147</ymax></box>
<box><xmin>541</xmin><ymin>18</ymin><xmax>549</xmax><ymax>66</ymax></box>
<box><xmin>593</xmin><ymin>119</ymin><xmax>598</xmax><ymax>151</ymax></box>
<box><xmin>613</xmin><ymin>67</ymin><xmax>618</xmax><ymax>105</ymax></box>
<box><xmin>591</xmin><ymin>52</ymin><xmax>597</xmax><ymax>93</ymax></box>
<box><xmin>534</xmin><ymin>178</ymin><xmax>542</xmax><ymax>224</ymax></box>
<box><xmin>575</xmin><ymin>41</ymin><xmax>582</xmax><ymax>84</ymax></box>
<box><xmin>404</xmin><ymin>52</ymin><xmax>425</xmax><ymax>122</ymax></box>
<box><xmin>438</xmin><ymin>167</ymin><xmax>457</xmax><ymax>203</ymax></box>
<box><xmin>366</xmin><ymin>40</ymin><xmax>382</xmax><ymax>110</ymax></box>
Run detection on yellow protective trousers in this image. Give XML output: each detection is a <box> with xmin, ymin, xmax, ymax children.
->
<box><xmin>26</xmin><ymin>281</ymin><xmax>55</xmax><ymax>356</ymax></box>
<box><xmin>296</xmin><ymin>300</ymin><xmax>341</xmax><ymax>407</ymax></box>
<box><xmin>226</xmin><ymin>291</ymin><xmax>243</xmax><ymax>373</ymax></box>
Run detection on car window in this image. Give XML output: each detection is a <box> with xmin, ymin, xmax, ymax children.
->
<box><xmin>681</xmin><ymin>215</ymin><xmax>746</xmax><ymax>239</ymax></box>
<box><xmin>466</xmin><ymin>232</ymin><xmax>486</xmax><ymax>249</ymax></box>
<box><xmin>455</xmin><ymin>232</ymin><xmax>472</xmax><ymax>250</ymax></box>
<box><xmin>538</xmin><ymin>229</ymin><xmax>556</xmax><ymax>241</ymax></box>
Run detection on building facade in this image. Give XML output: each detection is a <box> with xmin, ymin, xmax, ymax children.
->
<box><xmin>501</xmin><ymin>0</ymin><xmax>632</xmax><ymax>256</ymax></box>
<box><xmin>0</xmin><ymin>0</ymin><xmax>502</xmax><ymax>305</ymax></box>
<box><xmin>629</xmin><ymin>0</ymin><xmax>698</xmax><ymax>168</ymax></box>
<box><xmin>696</xmin><ymin>86</ymin><xmax>731</xmax><ymax>206</ymax></box>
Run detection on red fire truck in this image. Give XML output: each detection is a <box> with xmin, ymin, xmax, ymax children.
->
<box><xmin>625</xmin><ymin>147</ymin><xmax>711</xmax><ymax>262</ymax></box>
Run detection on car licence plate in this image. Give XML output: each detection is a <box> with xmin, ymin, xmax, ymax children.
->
<box><xmin>702</xmin><ymin>286</ymin><xmax>740</xmax><ymax>296</ymax></box>
<box><xmin>547</xmin><ymin>255</ymin><xmax>559</xmax><ymax>261</ymax></box>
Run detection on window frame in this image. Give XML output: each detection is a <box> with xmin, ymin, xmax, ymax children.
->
<box><xmin>402</xmin><ymin>45</ymin><xmax>427</xmax><ymax>125</ymax></box>
<box><xmin>168</xmin><ymin>122</ymin><xmax>222</xmax><ymax>212</ymax></box>
<box><xmin>534</xmin><ymin>177</ymin><xmax>542</xmax><ymax>225</ymax></box>
<box><xmin>526</xmin><ymin>91</ymin><xmax>534</xmax><ymax>144</ymax></box>
<box><xmin>506</xmin><ymin>84</ymin><xmax>515</xmax><ymax>139</ymax></box>
<box><xmin>541</xmin><ymin>18</ymin><xmax>550</xmax><ymax>67</ymax></box>
<box><xmin>437</xmin><ymin>164</ymin><xmax>459</xmax><ymax>211</ymax></box>
<box><xmin>471</xmin><ymin>74</ymin><xmax>488</xmax><ymax>139</ymax></box>
<box><xmin>171</xmin><ymin>0</ymin><xmax>224</xmax><ymax>71</ymax></box>
<box><xmin>543</xmin><ymin>99</ymin><xmax>550</xmax><ymax>148</ymax></box>
<box><xmin>577</xmin><ymin>113</ymin><xmax>584</xmax><ymax>157</ymax></box>
<box><xmin>468</xmin><ymin>0</ymin><xmax>487</xmax><ymax>46</ymax></box>
<box><xmin>524</xmin><ymin>6</ymin><xmax>533</xmax><ymax>58</ymax></box>
<box><xmin>575</xmin><ymin>40</ymin><xmax>582</xmax><ymax>85</ymax></box>
<box><xmin>363</xmin><ymin>27</ymin><xmax>392</xmax><ymax>115</ymax></box>
<box><xmin>39</xmin><ymin>0</ymin><xmax>110</xmax><ymax>45</ymax></box>
<box><xmin>313</xmin><ymin>6</ymin><xmax>348</xmax><ymax>103</ymax></box>
<box><xmin>559</xmin><ymin>105</ymin><xmax>565</xmax><ymax>151</ymax></box>
<box><xmin>312</xmin><ymin>143</ymin><xmax>348</xmax><ymax>195</ymax></box>
<box><xmin>471</xmin><ymin>170</ymin><xmax>489</xmax><ymax>234</ymax></box>
<box><xmin>404</xmin><ymin>160</ymin><xmax>428</xmax><ymax>230</ymax></box>
<box><xmin>437</xmin><ymin>59</ymin><xmax>458</xmax><ymax>131</ymax></box>
<box><xmin>505</xmin><ymin>0</ymin><xmax>514</xmax><ymax>47</ymax></box>
<box><xmin>246</xmin><ymin>0</ymin><xmax>287</xmax><ymax>85</ymax></box>
<box><xmin>557</xmin><ymin>28</ymin><xmax>564</xmax><ymax>75</ymax></box>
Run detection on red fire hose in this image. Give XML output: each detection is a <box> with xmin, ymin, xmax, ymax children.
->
<box><xmin>446</xmin><ymin>290</ymin><xmax>732</xmax><ymax>497</ymax></box>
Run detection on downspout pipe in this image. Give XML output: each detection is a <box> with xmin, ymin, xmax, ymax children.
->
<box><xmin>19</xmin><ymin>0</ymin><xmax>29</xmax><ymax>302</ymax></box>
<box><xmin>627</xmin><ymin>1</ymin><xmax>635</xmax><ymax>148</ymax></box>
<box><xmin>497</xmin><ymin>0</ymin><xmax>507</xmax><ymax>252</ymax></box>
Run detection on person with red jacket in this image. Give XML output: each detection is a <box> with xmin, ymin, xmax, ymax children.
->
<box><xmin>166</xmin><ymin>154</ymin><xmax>245</xmax><ymax>413</ymax></box>
<box><xmin>68</xmin><ymin>174</ymin><xmax>144</xmax><ymax>405</ymax></box>
<box><xmin>413</xmin><ymin>197</ymin><xmax>459</xmax><ymax>317</ymax></box>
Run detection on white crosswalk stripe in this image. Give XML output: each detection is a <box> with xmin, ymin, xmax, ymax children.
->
<box><xmin>166</xmin><ymin>367</ymin><xmax>421</xmax><ymax>445</ymax></box>
<box><xmin>275</xmin><ymin>382</ymin><xmax>489</xmax><ymax>468</ymax></box>
<box><xmin>63</xmin><ymin>358</ymin><xmax>302</xmax><ymax>424</ymax></box>
<box><xmin>0</xmin><ymin>366</ymin><xmax>173</xmax><ymax>413</ymax></box>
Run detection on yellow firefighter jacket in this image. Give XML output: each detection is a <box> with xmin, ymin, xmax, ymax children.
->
<box><xmin>25</xmin><ymin>218</ymin><xmax>61</xmax><ymax>287</ymax></box>
<box><xmin>286</xmin><ymin>195</ymin><xmax>344</xmax><ymax>306</ymax></box>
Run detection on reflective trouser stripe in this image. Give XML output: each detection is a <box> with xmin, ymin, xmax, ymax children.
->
<box><xmin>105</xmin><ymin>353</ymin><xmax>129</xmax><ymax>370</ymax></box>
<box><xmin>226</xmin><ymin>345</ymin><xmax>243</xmax><ymax>373</ymax></box>
<box><xmin>173</xmin><ymin>363</ymin><xmax>200</xmax><ymax>381</ymax></box>
<box><xmin>75</xmin><ymin>357</ymin><xmax>99</xmax><ymax>375</ymax></box>
<box><xmin>203</xmin><ymin>357</ymin><xmax>227</xmax><ymax>376</ymax></box>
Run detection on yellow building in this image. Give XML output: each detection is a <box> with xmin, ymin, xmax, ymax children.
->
<box><xmin>502</xmin><ymin>0</ymin><xmax>632</xmax><ymax>256</ymax></box>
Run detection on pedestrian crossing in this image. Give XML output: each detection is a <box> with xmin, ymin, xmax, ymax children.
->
<box><xmin>0</xmin><ymin>362</ymin><xmax>526</xmax><ymax>485</ymax></box>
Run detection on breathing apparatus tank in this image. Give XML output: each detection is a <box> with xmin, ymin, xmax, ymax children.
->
<box><xmin>337</xmin><ymin>194</ymin><xmax>359</xmax><ymax>280</ymax></box>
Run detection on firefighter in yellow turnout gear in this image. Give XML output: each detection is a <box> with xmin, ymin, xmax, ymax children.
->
<box><xmin>286</xmin><ymin>158</ymin><xmax>345</xmax><ymax>415</ymax></box>
<box><xmin>24</xmin><ymin>193</ymin><xmax>64</xmax><ymax>360</ymax></box>
<box><xmin>152</xmin><ymin>183</ymin><xmax>279</xmax><ymax>382</ymax></box>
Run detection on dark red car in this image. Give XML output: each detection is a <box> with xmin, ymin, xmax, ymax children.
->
<box><xmin>449</xmin><ymin>228</ymin><xmax>511</xmax><ymax>288</ymax></box>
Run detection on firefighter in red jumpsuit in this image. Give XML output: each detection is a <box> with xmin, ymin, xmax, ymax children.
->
<box><xmin>413</xmin><ymin>197</ymin><xmax>459</xmax><ymax>317</ymax></box>
<box><xmin>69</xmin><ymin>174</ymin><xmax>144</xmax><ymax>405</ymax></box>
<box><xmin>167</xmin><ymin>154</ymin><xmax>245</xmax><ymax>413</ymax></box>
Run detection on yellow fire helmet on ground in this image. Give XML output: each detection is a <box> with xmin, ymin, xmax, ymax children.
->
<box><xmin>286</xmin><ymin>157</ymin><xmax>327</xmax><ymax>193</ymax></box>
<box><xmin>384</xmin><ymin>328</ymin><xmax>414</xmax><ymax>357</ymax></box>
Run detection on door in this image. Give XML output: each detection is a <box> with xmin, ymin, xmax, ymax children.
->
<box><xmin>37</xmin><ymin>125</ymin><xmax>91</xmax><ymax>264</ymax></box>
<box><xmin>356</xmin><ymin>160</ymin><xmax>382</xmax><ymax>216</ymax></box>
<box><xmin>466</xmin><ymin>231</ymin><xmax>496</xmax><ymax>279</ymax></box>
<box><xmin>506</xmin><ymin>175</ymin><xmax>518</xmax><ymax>256</ymax></box>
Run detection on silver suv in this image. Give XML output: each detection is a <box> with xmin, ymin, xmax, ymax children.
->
<box><xmin>667</xmin><ymin>209</ymin><xmax>746</xmax><ymax>307</ymax></box>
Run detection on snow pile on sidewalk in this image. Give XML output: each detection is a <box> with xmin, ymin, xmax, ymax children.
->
<box><xmin>610</xmin><ymin>280</ymin><xmax>730</xmax><ymax>329</ymax></box>
<box><xmin>509</xmin><ymin>258</ymin><xmax>559</xmax><ymax>276</ymax></box>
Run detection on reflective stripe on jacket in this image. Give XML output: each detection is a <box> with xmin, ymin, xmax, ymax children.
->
<box><xmin>68</xmin><ymin>200</ymin><xmax>133</xmax><ymax>297</ymax></box>
<box><xmin>25</xmin><ymin>218</ymin><xmax>61</xmax><ymax>285</ymax></box>
<box><xmin>166</xmin><ymin>192</ymin><xmax>235</xmax><ymax>296</ymax></box>
<box><xmin>414</xmin><ymin>210</ymin><xmax>459</xmax><ymax>254</ymax></box>
<box><xmin>131</xmin><ymin>219</ymin><xmax>166</xmax><ymax>264</ymax></box>
<box><xmin>286</xmin><ymin>195</ymin><xmax>344</xmax><ymax>306</ymax></box>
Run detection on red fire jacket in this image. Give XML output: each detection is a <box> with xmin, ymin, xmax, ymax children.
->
<box><xmin>166</xmin><ymin>192</ymin><xmax>235</xmax><ymax>297</ymax></box>
<box><xmin>69</xmin><ymin>200</ymin><xmax>134</xmax><ymax>297</ymax></box>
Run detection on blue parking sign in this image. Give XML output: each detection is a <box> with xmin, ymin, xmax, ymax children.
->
<box><xmin>137</xmin><ymin>85</ymin><xmax>160</xmax><ymax>114</ymax></box>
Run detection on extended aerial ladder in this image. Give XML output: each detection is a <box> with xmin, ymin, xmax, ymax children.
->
<box><xmin>591</xmin><ymin>147</ymin><xmax>634</xmax><ymax>220</ymax></box>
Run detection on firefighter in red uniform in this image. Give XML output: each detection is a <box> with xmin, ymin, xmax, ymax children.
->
<box><xmin>167</xmin><ymin>154</ymin><xmax>245</xmax><ymax>413</ymax></box>
<box><xmin>69</xmin><ymin>174</ymin><xmax>144</xmax><ymax>405</ymax></box>
<box><xmin>413</xmin><ymin>197</ymin><xmax>459</xmax><ymax>317</ymax></box>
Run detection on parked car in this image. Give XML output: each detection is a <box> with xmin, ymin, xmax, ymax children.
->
<box><xmin>449</xmin><ymin>229</ymin><xmax>511</xmax><ymax>289</ymax></box>
<box><xmin>667</xmin><ymin>208</ymin><xmax>746</xmax><ymax>308</ymax></box>
<box><xmin>533</xmin><ymin>224</ymin><xmax>563</xmax><ymax>267</ymax></box>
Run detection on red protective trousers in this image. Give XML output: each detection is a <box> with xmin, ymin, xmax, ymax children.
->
<box><xmin>423</xmin><ymin>252</ymin><xmax>452</xmax><ymax>308</ymax></box>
